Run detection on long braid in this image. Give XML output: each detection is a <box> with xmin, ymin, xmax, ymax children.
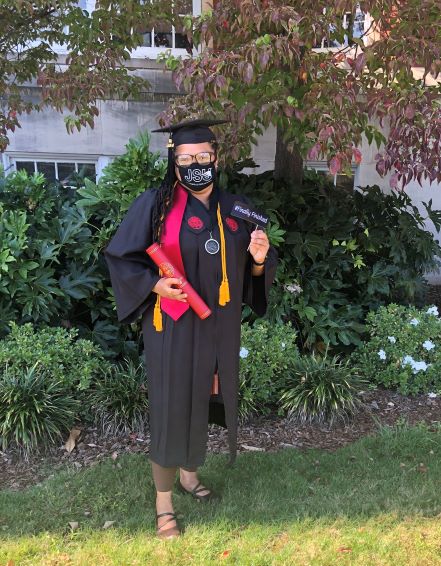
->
<box><xmin>152</xmin><ymin>141</ymin><xmax>176</xmax><ymax>242</ymax></box>
<box><xmin>152</xmin><ymin>179</ymin><xmax>175</xmax><ymax>243</ymax></box>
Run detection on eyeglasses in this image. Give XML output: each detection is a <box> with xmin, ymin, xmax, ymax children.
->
<box><xmin>174</xmin><ymin>151</ymin><xmax>216</xmax><ymax>167</ymax></box>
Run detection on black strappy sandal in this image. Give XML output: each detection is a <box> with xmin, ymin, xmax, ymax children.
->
<box><xmin>177</xmin><ymin>480</ymin><xmax>216</xmax><ymax>502</ymax></box>
<box><xmin>156</xmin><ymin>511</ymin><xmax>181</xmax><ymax>539</ymax></box>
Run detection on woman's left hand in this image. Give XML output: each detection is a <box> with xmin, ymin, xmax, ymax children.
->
<box><xmin>249</xmin><ymin>229</ymin><xmax>270</xmax><ymax>264</ymax></box>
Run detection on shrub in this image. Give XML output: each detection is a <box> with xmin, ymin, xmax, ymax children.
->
<box><xmin>351</xmin><ymin>304</ymin><xmax>441</xmax><ymax>395</ymax></box>
<box><xmin>222</xmin><ymin>166</ymin><xmax>441</xmax><ymax>349</ymax></box>
<box><xmin>0</xmin><ymin>322</ymin><xmax>108</xmax><ymax>391</ymax></box>
<box><xmin>279</xmin><ymin>352</ymin><xmax>366</xmax><ymax>424</ymax></box>
<box><xmin>88</xmin><ymin>359</ymin><xmax>149</xmax><ymax>436</ymax></box>
<box><xmin>0</xmin><ymin>133</ymin><xmax>165</xmax><ymax>357</ymax></box>
<box><xmin>0</xmin><ymin>363</ymin><xmax>79</xmax><ymax>454</ymax></box>
<box><xmin>238</xmin><ymin>321</ymin><xmax>299</xmax><ymax>420</ymax></box>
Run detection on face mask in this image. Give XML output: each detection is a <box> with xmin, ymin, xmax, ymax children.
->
<box><xmin>177</xmin><ymin>163</ymin><xmax>216</xmax><ymax>192</ymax></box>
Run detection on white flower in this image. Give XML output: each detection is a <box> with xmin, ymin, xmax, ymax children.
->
<box><xmin>426</xmin><ymin>306</ymin><xmax>439</xmax><ymax>316</ymax></box>
<box><xmin>402</xmin><ymin>355</ymin><xmax>429</xmax><ymax>373</ymax></box>
<box><xmin>240</xmin><ymin>347</ymin><xmax>249</xmax><ymax>359</ymax></box>
<box><xmin>428</xmin><ymin>392</ymin><xmax>437</xmax><ymax>399</ymax></box>
<box><xmin>423</xmin><ymin>340</ymin><xmax>435</xmax><ymax>351</ymax></box>
<box><xmin>402</xmin><ymin>355</ymin><xmax>415</xmax><ymax>367</ymax></box>
<box><xmin>410</xmin><ymin>318</ymin><xmax>420</xmax><ymax>326</ymax></box>
<box><xmin>411</xmin><ymin>360</ymin><xmax>429</xmax><ymax>374</ymax></box>
<box><xmin>388</xmin><ymin>336</ymin><xmax>396</xmax><ymax>344</ymax></box>
<box><xmin>281</xmin><ymin>342</ymin><xmax>286</xmax><ymax>349</ymax></box>
<box><xmin>378</xmin><ymin>349</ymin><xmax>387</xmax><ymax>360</ymax></box>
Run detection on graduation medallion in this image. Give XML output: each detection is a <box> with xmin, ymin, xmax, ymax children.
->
<box><xmin>205</xmin><ymin>232</ymin><xmax>220</xmax><ymax>255</ymax></box>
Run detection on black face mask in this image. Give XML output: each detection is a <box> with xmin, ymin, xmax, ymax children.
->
<box><xmin>177</xmin><ymin>163</ymin><xmax>216</xmax><ymax>192</ymax></box>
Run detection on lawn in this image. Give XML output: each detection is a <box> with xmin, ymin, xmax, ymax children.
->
<box><xmin>1</xmin><ymin>424</ymin><xmax>441</xmax><ymax>565</ymax></box>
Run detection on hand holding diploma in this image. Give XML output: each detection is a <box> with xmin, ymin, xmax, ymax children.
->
<box><xmin>153</xmin><ymin>277</ymin><xmax>188</xmax><ymax>302</ymax></box>
<box><xmin>146</xmin><ymin>243</ymin><xmax>212</xmax><ymax>319</ymax></box>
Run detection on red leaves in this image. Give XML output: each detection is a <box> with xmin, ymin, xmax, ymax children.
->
<box><xmin>259</xmin><ymin>49</ymin><xmax>270</xmax><ymax>70</ymax></box>
<box><xmin>354</xmin><ymin>53</ymin><xmax>366</xmax><ymax>75</ymax></box>
<box><xmin>389</xmin><ymin>172</ymin><xmax>400</xmax><ymax>189</ymax></box>
<box><xmin>307</xmin><ymin>143</ymin><xmax>321</xmax><ymax>161</ymax></box>
<box><xmin>243</xmin><ymin>63</ymin><xmax>254</xmax><ymax>84</ymax></box>
<box><xmin>318</xmin><ymin>126</ymin><xmax>334</xmax><ymax>142</ymax></box>
<box><xmin>329</xmin><ymin>155</ymin><xmax>341</xmax><ymax>175</ymax></box>
<box><xmin>154</xmin><ymin>0</ymin><xmax>441</xmax><ymax>190</ymax></box>
<box><xmin>195</xmin><ymin>79</ymin><xmax>205</xmax><ymax>97</ymax></box>
<box><xmin>352</xmin><ymin>148</ymin><xmax>362</xmax><ymax>165</ymax></box>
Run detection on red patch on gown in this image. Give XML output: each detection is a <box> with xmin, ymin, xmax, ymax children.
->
<box><xmin>225</xmin><ymin>217</ymin><xmax>239</xmax><ymax>232</ymax></box>
<box><xmin>187</xmin><ymin>216</ymin><xmax>204</xmax><ymax>230</ymax></box>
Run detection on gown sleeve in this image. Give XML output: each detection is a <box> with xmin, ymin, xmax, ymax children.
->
<box><xmin>103</xmin><ymin>189</ymin><xmax>161</xmax><ymax>324</ymax></box>
<box><xmin>241</xmin><ymin>196</ymin><xmax>278</xmax><ymax>317</ymax></box>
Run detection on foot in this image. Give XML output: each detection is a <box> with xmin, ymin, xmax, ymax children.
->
<box><xmin>179</xmin><ymin>469</ymin><xmax>211</xmax><ymax>498</ymax></box>
<box><xmin>156</xmin><ymin>491</ymin><xmax>179</xmax><ymax>538</ymax></box>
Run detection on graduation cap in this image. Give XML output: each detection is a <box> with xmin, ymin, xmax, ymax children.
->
<box><xmin>153</xmin><ymin>118</ymin><xmax>228</xmax><ymax>186</ymax></box>
<box><xmin>152</xmin><ymin>118</ymin><xmax>228</xmax><ymax>147</ymax></box>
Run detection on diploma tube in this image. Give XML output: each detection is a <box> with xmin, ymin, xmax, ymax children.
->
<box><xmin>146</xmin><ymin>243</ymin><xmax>212</xmax><ymax>320</ymax></box>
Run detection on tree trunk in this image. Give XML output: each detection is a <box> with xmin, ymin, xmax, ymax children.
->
<box><xmin>274</xmin><ymin>123</ymin><xmax>304</xmax><ymax>185</ymax></box>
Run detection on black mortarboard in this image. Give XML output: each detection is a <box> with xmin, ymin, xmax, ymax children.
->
<box><xmin>152</xmin><ymin>118</ymin><xmax>228</xmax><ymax>148</ymax></box>
<box><xmin>153</xmin><ymin>118</ymin><xmax>228</xmax><ymax>188</ymax></box>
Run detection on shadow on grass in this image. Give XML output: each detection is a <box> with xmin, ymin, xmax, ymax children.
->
<box><xmin>1</xmin><ymin>424</ymin><xmax>441</xmax><ymax>538</ymax></box>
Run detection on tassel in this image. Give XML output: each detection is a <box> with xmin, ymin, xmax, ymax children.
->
<box><xmin>217</xmin><ymin>204</ymin><xmax>230</xmax><ymax>306</ymax></box>
<box><xmin>153</xmin><ymin>294</ymin><xmax>163</xmax><ymax>331</ymax></box>
<box><xmin>219</xmin><ymin>279</ymin><xmax>230</xmax><ymax>306</ymax></box>
<box><xmin>153</xmin><ymin>267</ymin><xmax>163</xmax><ymax>332</ymax></box>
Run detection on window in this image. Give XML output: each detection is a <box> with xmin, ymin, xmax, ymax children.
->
<box><xmin>131</xmin><ymin>0</ymin><xmax>200</xmax><ymax>58</ymax></box>
<box><xmin>305</xmin><ymin>161</ymin><xmax>358</xmax><ymax>192</ymax></box>
<box><xmin>314</xmin><ymin>7</ymin><xmax>367</xmax><ymax>50</ymax></box>
<box><xmin>14</xmin><ymin>159</ymin><xmax>96</xmax><ymax>184</ymax></box>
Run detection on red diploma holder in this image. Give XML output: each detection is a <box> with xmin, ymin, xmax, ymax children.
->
<box><xmin>146</xmin><ymin>243</ymin><xmax>212</xmax><ymax>320</ymax></box>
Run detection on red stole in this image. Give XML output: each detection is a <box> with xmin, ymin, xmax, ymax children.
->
<box><xmin>159</xmin><ymin>183</ymin><xmax>190</xmax><ymax>321</ymax></box>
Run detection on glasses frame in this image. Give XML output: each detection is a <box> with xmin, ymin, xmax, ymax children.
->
<box><xmin>173</xmin><ymin>151</ymin><xmax>217</xmax><ymax>167</ymax></box>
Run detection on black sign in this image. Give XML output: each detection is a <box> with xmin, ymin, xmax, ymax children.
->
<box><xmin>230</xmin><ymin>201</ymin><xmax>269</xmax><ymax>229</ymax></box>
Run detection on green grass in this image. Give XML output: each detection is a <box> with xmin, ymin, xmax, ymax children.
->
<box><xmin>2</xmin><ymin>424</ymin><xmax>441</xmax><ymax>565</ymax></box>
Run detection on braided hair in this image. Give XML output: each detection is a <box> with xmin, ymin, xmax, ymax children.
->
<box><xmin>152</xmin><ymin>178</ymin><xmax>176</xmax><ymax>243</ymax></box>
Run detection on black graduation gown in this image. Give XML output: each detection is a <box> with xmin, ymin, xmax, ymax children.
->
<box><xmin>104</xmin><ymin>186</ymin><xmax>277</xmax><ymax>468</ymax></box>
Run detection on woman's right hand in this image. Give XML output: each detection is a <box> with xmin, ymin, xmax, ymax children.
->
<box><xmin>153</xmin><ymin>277</ymin><xmax>188</xmax><ymax>302</ymax></box>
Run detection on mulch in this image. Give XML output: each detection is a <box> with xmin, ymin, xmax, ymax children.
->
<box><xmin>2</xmin><ymin>388</ymin><xmax>441</xmax><ymax>492</ymax></box>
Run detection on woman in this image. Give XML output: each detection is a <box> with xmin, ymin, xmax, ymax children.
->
<box><xmin>104</xmin><ymin>119</ymin><xmax>277</xmax><ymax>539</ymax></box>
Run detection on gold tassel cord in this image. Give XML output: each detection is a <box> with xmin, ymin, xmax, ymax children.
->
<box><xmin>217</xmin><ymin>204</ymin><xmax>230</xmax><ymax>306</ymax></box>
<box><xmin>153</xmin><ymin>269</ymin><xmax>163</xmax><ymax>332</ymax></box>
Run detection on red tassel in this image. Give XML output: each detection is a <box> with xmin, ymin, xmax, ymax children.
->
<box><xmin>211</xmin><ymin>372</ymin><xmax>219</xmax><ymax>395</ymax></box>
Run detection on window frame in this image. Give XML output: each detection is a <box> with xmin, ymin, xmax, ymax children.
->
<box><xmin>8</xmin><ymin>154</ymin><xmax>98</xmax><ymax>185</ymax></box>
<box><xmin>305</xmin><ymin>160</ymin><xmax>359</xmax><ymax>190</ymax></box>
<box><xmin>312</xmin><ymin>7</ymin><xmax>370</xmax><ymax>52</ymax></box>
<box><xmin>131</xmin><ymin>0</ymin><xmax>200</xmax><ymax>58</ymax></box>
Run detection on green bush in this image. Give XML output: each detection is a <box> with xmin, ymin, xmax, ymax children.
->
<box><xmin>0</xmin><ymin>133</ymin><xmax>165</xmax><ymax>356</ymax></box>
<box><xmin>0</xmin><ymin>322</ymin><xmax>107</xmax><ymax>391</ymax></box>
<box><xmin>88</xmin><ymin>359</ymin><xmax>149</xmax><ymax>436</ymax></box>
<box><xmin>351</xmin><ymin>304</ymin><xmax>441</xmax><ymax>395</ymax></box>
<box><xmin>279</xmin><ymin>352</ymin><xmax>366</xmax><ymax>424</ymax></box>
<box><xmin>222</xmin><ymin>166</ymin><xmax>441</xmax><ymax>349</ymax></box>
<box><xmin>0</xmin><ymin>363</ymin><xmax>79</xmax><ymax>454</ymax></box>
<box><xmin>3</xmin><ymin>134</ymin><xmax>440</xmax><ymax>356</ymax></box>
<box><xmin>238</xmin><ymin>321</ymin><xmax>299</xmax><ymax>420</ymax></box>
